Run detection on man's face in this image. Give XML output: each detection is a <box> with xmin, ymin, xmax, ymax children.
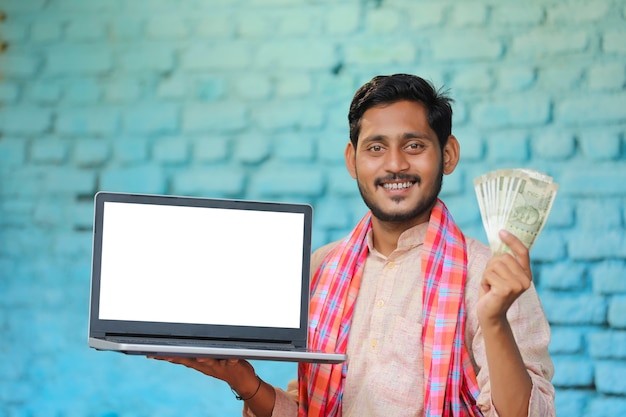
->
<box><xmin>345</xmin><ymin>100</ymin><xmax>456</xmax><ymax>226</ymax></box>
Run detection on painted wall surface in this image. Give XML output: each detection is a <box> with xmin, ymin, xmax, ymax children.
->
<box><xmin>1</xmin><ymin>0</ymin><xmax>626</xmax><ymax>415</ymax></box>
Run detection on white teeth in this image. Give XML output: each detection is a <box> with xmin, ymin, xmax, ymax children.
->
<box><xmin>383</xmin><ymin>182</ymin><xmax>413</xmax><ymax>190</ymax></box>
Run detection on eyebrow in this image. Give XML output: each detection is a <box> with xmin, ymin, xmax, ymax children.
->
<box><xmin>360</xmin><ymin>132</ymin><xmax>434</xmax><ymax>144</ymax></box>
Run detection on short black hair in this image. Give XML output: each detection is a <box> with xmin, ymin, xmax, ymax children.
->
<box><xmin>348</xmin><ymin>74</ymin><xmax>454</xmax><ymax>149</ymax></box>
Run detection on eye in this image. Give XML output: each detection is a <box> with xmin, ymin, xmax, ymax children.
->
<box><xmin>367</xmin><ymin>144</ymin><xmax>384</xmax><ymax>152</ymax></box>
<box><xmin>405</xmin><ymin>142</ymin><xmax>425</xmax><ymax>152</ymax></box>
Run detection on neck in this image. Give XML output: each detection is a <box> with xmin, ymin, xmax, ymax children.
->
<box><xmin>370</xmin><ymin>215</ymin><xmax>429</xmax><ymax>257</ymax></box>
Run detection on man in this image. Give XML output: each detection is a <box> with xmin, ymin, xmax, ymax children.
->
<box><xmin>155</xmin><ymin>74</ymin><xmax>555</xmax><ymax>417</ymax></box>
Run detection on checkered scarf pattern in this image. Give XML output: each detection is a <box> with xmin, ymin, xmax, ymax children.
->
<box><xmin>297</xmin><ymin>199</ymin><xmax>482</xmax><ymax>417</ymax></box>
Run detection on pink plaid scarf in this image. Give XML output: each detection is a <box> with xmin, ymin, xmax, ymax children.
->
<box><xmin>297</xmin><ymin>199</ymin><xmax>483</xmax><ymax>417</ymax></box>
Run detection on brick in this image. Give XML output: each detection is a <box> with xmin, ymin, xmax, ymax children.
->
<box><xmin>0</xmin><ymin>22</ymin><xmax>28</xmax><ymax>42</ymax></box>
<box><xmin>576</xmin><ymin>199</ymin><xmax>622</xmax><ymax>231</ymax></box>
<box><xmin>250</xmin><ymin>166</ymin><xmax>324</xmax><ymax>197</ymax></box>
<box><xmin>603</xmin><ymin>30</ymin><xmax>626</xmax><ymax>54</ymax></box>
<box><xmin>30</xmin><ymin>140</ymin><xmax>68</xmax><ymax>164</ymax></box>
<box><xmin>450</xmin><ymin>3</ymin><xmax>487</xmax><ymax>26</ymax></box>
<box><xmin>531</xmin><ymin>130</ymin><xmax>575</xmax><ymax>159</ymax></box>
<box><xmin>592</xmin><ymin>261</ymin><xmax>626</xmax><ymax>294</ymax></box>
<box><xmin>587</xmin><ymin>63</ymin><xmax>626</xmax><ymax>91</ymax></box>
<box><xmin>157</xmin><ymin>76</ymin><xmax>188</xmax><ymax>100</ymax></box>
<box><xmin>491</xmin><ymin>5</ymin><xmax>544</xmax><ymax>26</ymax></box>
<box><xmin>275</xmin><ymin>73</ymin><xmax>313</xmax><ymax>98</ymax></box>
<box><xmin>63</xmin><ymin>78</ymin><xmax>101</xmax><ymax>104</ymax></box>
<box><xmin>56</xmin><ymin>108</ymin><xmax>119</xmax><ymax>136</ymax></box>
<box><xmin>496</xmin><ymin>66</ymin><xmax>537</xmax><ymax>91</ymax></box>
<box><xmin>561</xmin><ymin>164</ymin><xmax>626</xmax><ymax>195</ymax></box>
<box><xmin>589</xmin><ymin>331</ymin><xmax>626</xmax><ymax>359</ymax></box>
<box><xmin>195</xmin><ymin>77</ymin><xmax>227</xmax><ymax>102</ymax></box>
<box><xmin>39</xmin><ymin>167</ymin><xmax>96</xmax><ymax>194</ymax></box>
<box><xmin>444</xmin><ymin>194</ymin><xmax>481</xmax><ymax>226</ymax></box>
<box><xmin>0</xmin><ymin>83</ymin><xmax>20</xmax><ymax>103</ymax></box>
<box><xmin>552</xmin><ymin>355</ymin><xmax>594</xmax><ymax>387</ymax></box>
<box><xmin>73</xmin><ymin>140</ymin><xmax>110</xmax><ymax>167</ymax></box>
<box><xmin>100</xmin><ymin>164</ymin><xmax>166</xmax><ymax>194</ymax></box>
<box><xmin>365</xmin><ymin>8</ymin><xmax>402</xmax><ymax>33</ymax></box>
<box><xmin>484</xmin><ymin>131</ymin><xmax>529</xmax><ymax>161</ymax></box>
<box><xmin>276</xmin><ymin>9</ymin><xmax>321</xmax><ymax>36</ymax></box>
<box><xmin>112</xmin><ymin>137</ymin><xmax>149</xmax><ymax>164</ymax></box>
<box><xmin>432</xmin><ymin>35</ymin><xmax>503</xmax><ymax>61</ymax></box>
<box><xmin>27</xmin><ymin>81</ymin><xmax>61</xmax><ymax>104</ymax></box>
<box><xmin>172</xmin><ymin>168</ymin><xmax>246</xmax><ymax>197</ymax></box>
<box><xmin>314</xmin><ymin>197</ymin><xmax>353</xmax><ymax>229</ymax></box>
<box><xmin>449</xmin><ymin>68</ymin><xmax>494</xmax><ymax>92</ymax></box>
<box><xmin>541</xmin><ymin>292</ymin><xmax>606</xmax><ymax>325</ymax></box>
<box><xmin>233</xmin><ymin>135</ymin><xmax>271</xmax><ymax>164</ymax></box>
<box><xmin>152</xmin><ymin>138</ymin><xmax>189</xmax><ymax>164</ymax></box>
<box><xmin>344</xmin><ymin>40</ymin><xmax>415</xmax><ymax>65</ymax></box>
<box><xmin>453</xmin><ymin>128</ymin><xmax>484</xmax><ymax>160</ymax></box>
<box><xmin>233</xmin><ymin>74</ymin><xmax>272</xmax><ymax>100</ymax></box>
<box><xmin>236</xmin><ymin>11</ymin><xmax>274</xmax><ymax>37</ymax></box>
<box><xmin>317</xmin><ymin>129</ymin><xmax>349</xmax><ymax>163</ymax></box>
<box><xmin>529</xmin><ymin>230</ymin><xmax>567</xmax><ymax>262</ymax></box>
<box><xmin>31</xmin><ymin>21</ymin><xmax>63</xmax><ymax>42</ymax></box>
<box><xmin>474</xmin><ymin>96</ymin><xmax>550</xmax><ymax>128</ymax></box>
<box><xmin>554</xmin><ymin>389</ymin><xmax>591</xmax><ymax>417</ymax></box>
<box><xmin>326</xmin><ymin>166</ymin><xmax>357</xmax><ymax>196</ymax></box>
<box><xmin>45</xmin><ymin>47</ymin><xmax>112</xmax><ymax>75</ymax></box>
<box><xmin>0</xmin><ymin>139</ymin><xmax>27</xmax><ymax>167</ymax></box>
<box><xmin>0</xmin><ymin>107</ymin><xmax>52</xmax><ymax>135</ymax></box>
<box><xmin>548</xmin><ymin>1</ymin><xmax>610</xmax><ymax>22</ymax></box>
<box><xmin>256</xmin><ymin>40</ymin><xmax>336</xmax><ymax>69</ymax></box>
<box><xmin>512</xmin><ymin>30</ymin><xmax>589</xmax><ymax>56</ymax></box>
<box><xmin>273</xmin><ymin>133</ymin><xmax>315</xmax><ymax>162</ymax></box>
<box><xmin>539</xmin><ymin>262</ymin><xmax>586</xmax><ymax>291</ymax></box>
<box><xmin>252</xmin><ymin>101</ymin><xmax>324</xmax><ymax>130</ymax></box>
<box><xmin>65</xmin><ymin>20</ymin><xmax>107</xmax><ymax>41</ymax></box>
<box><xmin>404</xmin><ymin>2</ymin><xmax>446</xmax><ymax>29</ymax></box>
<box><xmin>195</xmin><ymin>15</ymin><xmax>234</xmax><ymax>38</ymax></box>
<box><xmin>608</xmin><ymin>296</ymin><xmax>626</xmax><ymax>328</ymax></box>
<box><xmin>2</xmin><ymin>0</ymin><xmax>46</xmax><ymax>12</ymax></box>
<box><xmin>109</xmin><ymin>18</ymin><xmax>144</xmax><ymax>40</ymax></box>
<box><xmin>569</xmin><ymin>230</ymin><xmax>626</xmax><ymax>260</ymax></box>
<box><xmin>538</xmin><ymin>65</ymin><xmax>585</xmax><ymax>90</ymax></box>
<box><xmin>578</xmin><ymin>129</ymin><xmax>622</xmax><ymax>160</ymax></box>
<box><xmin>543</xmin><ymin>195</ymin><xmax>574</xmax><ymax>228</ymax></box>
<box><xmin>596</xmin><ymin>361</ymin><xmax>626</xmax><ymax>395</ymax></box>
<box><xmin>587</xmin><ymin>396</ymin><xmax>626</xmax><ymax>417</ymax></box>
<box><xmin>323</xmin><ymin>5</ymin><xmax>360</xmax><ymax>35</ymax></box>
<box><xmin>181</xmin><ymin>43</ymin><xmax>252</xmax><ymax>70</ymax></box>
<box><xmin>183</xmin><ymin>103</ymin><xmax>248</xmax><ymax>133</ymax></box>
<box><xmin>440</xmin><ymin>168</ymin><xmax>463</xmax><ymax>195</ymax></box>
<box><xmin>145</xmin><ymin>16</ymin><xmax>189</xmax><ymax>39</ymax></box>
<box><xmin>123</xmin><ymin>104</ymin><xmax>179</xmax><ymax>135</ymax></box>
<box><xmin>191</xmin><ymin>136</ymin><xmax>230</xmax><ymax>163</ymax></box>
<box><xmin>119</xmin><ymin>48</ymin><xmax>174</xmax><ymax>73</ymax></box>
<box><xmin>1</xmin><ymin>54</ymin><xmax>40</xmax><ymax>78</ymax></box>
<box><xmin>549</xmin><ymin>327</ymin><xmax>585</xmax><ymax>354</ymax></box>
<box><xmin>558</xmin><ymin>94</ymin><xmax>626</xmax><ymax>125</ymax></box>
<box><xmin>104</xmin><ymin>78</ymin><xmax>142</xmax><ymax>103</ymax></box>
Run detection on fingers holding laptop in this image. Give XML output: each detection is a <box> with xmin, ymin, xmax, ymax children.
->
<box><xmin>149</xmin><ymin>356</ymin><xmax>275</xmax><ymax>412</ymax></box>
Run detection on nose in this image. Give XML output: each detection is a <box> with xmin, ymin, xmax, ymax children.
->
<box><xmin>385</xmin><ymin>146</ymin><xmax>410</xmax><ymax>173</ymax></box>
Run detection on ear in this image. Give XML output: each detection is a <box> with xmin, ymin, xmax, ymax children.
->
<box><xmin>442</xmin><ymin>135</ymin><xmax>460</xmax><ymax>175</ymax></box>
<box><xmin>345</xmin><ymin>142</ymin><xmax>357</xmax><ymax>179</ymax></box>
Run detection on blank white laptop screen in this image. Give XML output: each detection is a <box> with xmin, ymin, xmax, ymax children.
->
<box><xmin>98</xmin><ymin>201</ymin><xmax>304</xmax><ymax>329</ymax></box>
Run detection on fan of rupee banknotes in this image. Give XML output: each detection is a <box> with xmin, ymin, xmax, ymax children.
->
<box><xmin>474</xmin><ymin>168</ymin><xmax>559</xmax><ymax>255</ymax></box>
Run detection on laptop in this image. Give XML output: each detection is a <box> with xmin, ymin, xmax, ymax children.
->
<box><xmin>88</xmin><ymin>191</ymin><xmax>346</xmax><ymax>364</ymax></box>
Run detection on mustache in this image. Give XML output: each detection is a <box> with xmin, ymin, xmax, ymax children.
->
<box><xmin>374</xmin><ymin>173</ymin><xmax>421</xmax><ymax>187</ymax></box>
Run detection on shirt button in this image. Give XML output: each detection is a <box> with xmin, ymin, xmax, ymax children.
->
<box><xmin>371</xmin><ymin>339</ymin><xmax>377</xmax><ymax>348</ymax></box>
<box><xmin>386</xmin><ymin>261</ymin><xmax>395</xmax><ymax>269</ymax></box>
<box><xmin>377</xmin><ymin>300</ymin><xmax>384</xmax><ymax>307</ymax></box>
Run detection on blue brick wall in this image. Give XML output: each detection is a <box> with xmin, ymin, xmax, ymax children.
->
<box><xmin>1</xmin><ymin>0</ymin><xmax>625</xmax><ymax>416</ymax></box>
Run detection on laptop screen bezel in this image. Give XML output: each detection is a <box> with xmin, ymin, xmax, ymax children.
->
<box><xmin>88</xmin><ymin>191</ymin><xmax>312</xmax><ymax>348</ymax></box>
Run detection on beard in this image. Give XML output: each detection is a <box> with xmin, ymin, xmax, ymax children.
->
<box><xmin>356</xmin><ymin>162</ymin><xmax>444</xmax><ymax>223</ymax></box>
